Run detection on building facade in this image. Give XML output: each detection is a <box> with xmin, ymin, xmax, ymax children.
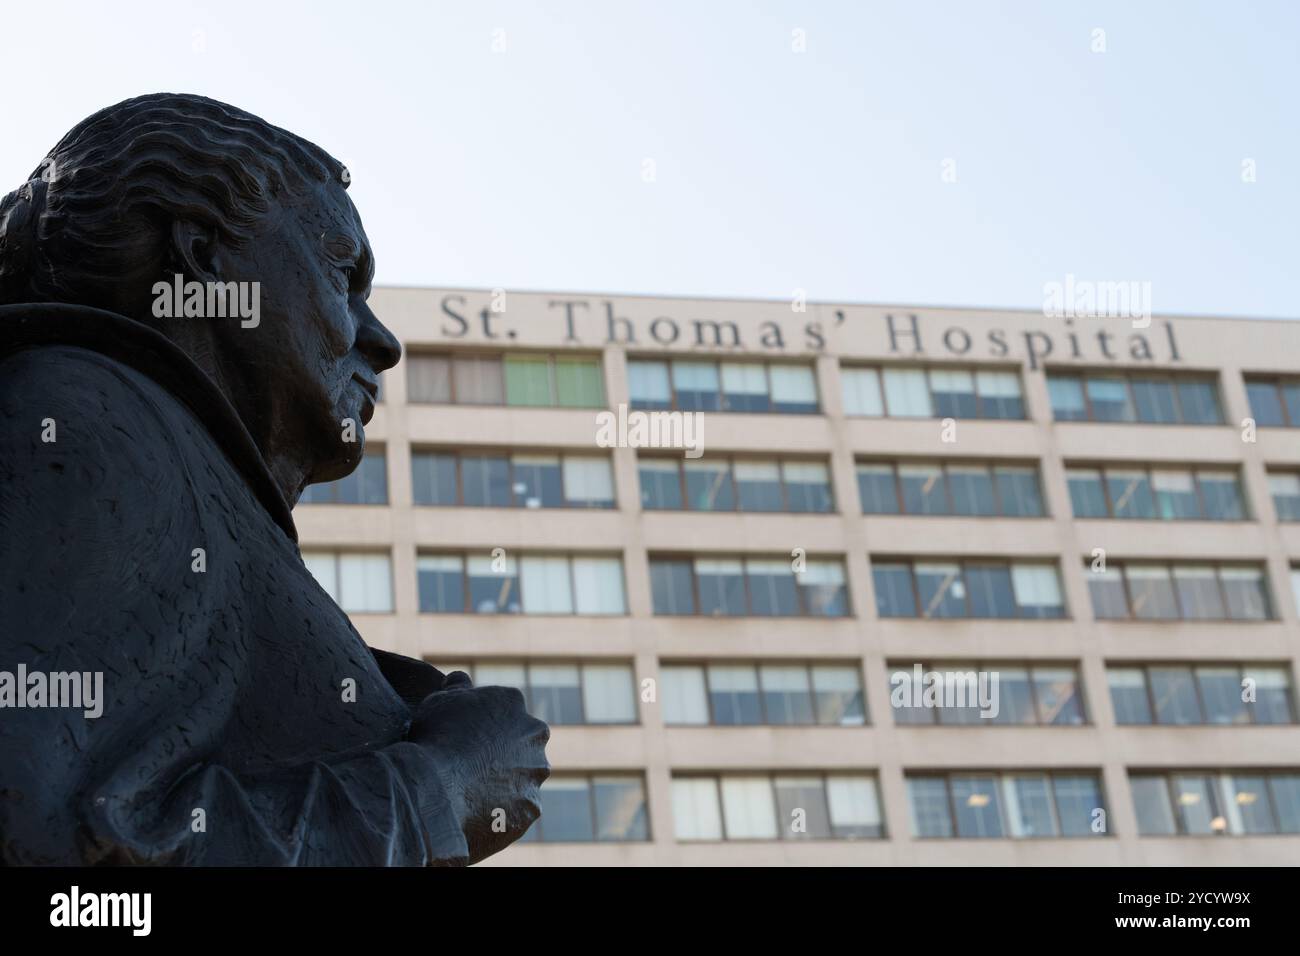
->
<box><xmin>296</xmin><ymin>287</ymin><xmax>1300</xmax><ymax>865</ymax></box>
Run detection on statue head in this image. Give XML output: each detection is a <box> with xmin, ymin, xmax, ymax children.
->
<box><xmin>0</xmin><ymin>93</ymin><xmax>401</xmax><ymax>500</ymax></box>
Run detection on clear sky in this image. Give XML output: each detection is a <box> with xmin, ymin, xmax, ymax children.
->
<box><xmin>3</xmin><ymin>0</ymin><xmax>1296</xmax><ymax>318</ymax></box>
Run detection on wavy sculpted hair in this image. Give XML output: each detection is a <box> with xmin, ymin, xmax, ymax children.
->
<box><xmin>0</xmin><ymin>93</ymin><xmax>345</xmax><ymax>308</ymax></box>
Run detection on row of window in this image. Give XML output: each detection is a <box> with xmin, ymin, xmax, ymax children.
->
<box><xmin>303</xmin><ymin>451</ymin><xmax>1300</xmax><ymax>525</ymax></box>
<box><xmin>305</xmin><ymin>549</ymin><xmax>1300</xmax><ymax>623</ymax></box>
<box><xmin>431</xmin><ymin>659</ymin><xmax>1297</xmax><ymax>728</ymax></box>
<box><xmin>513</xmin><ymin>768</ymin><xmax>1300</xmax><ymax>842</ymax></box>
<box><xmin>396</xmin><ymin>351</ymin><xmax>1300</xmax><ymax>430</ymax></box>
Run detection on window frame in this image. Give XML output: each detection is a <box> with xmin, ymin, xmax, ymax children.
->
<box><xmin>1087</xmin><ymin>561</ymin><xmax>1273</xmax><ymax>623</ymax></box>
<box><xmin>1045</xmin><ymin>369</ymin><xmax>1223</xmax><ymax>425</ymax></box>
<box><xmin>417</xmin><ymin>551</ymin><xmax>627</xmax><ymax>616</ymax></box>
<box><xmin>887</xmin><ymin>660</ymin><xmax>1088</xmax><ymax>727</ymax></box>
<box><xmin>640</xmin><ymin>454</ymin><xmax>835</xmax><ymax>514</ymax></box>
<box><xmin>411</xmin><ymin>448</ymin><xmax>616</xmax><ymax>509</ymax></box>
<box><xmin>648</xmin><ymin>554</ymin><xmax>851</xmax><ymax>618</ymax></box>
<box><xmin>1063</xmin><ymin>461</ymin><xmax>1248</xmax><ymax>521</ymax></box>
<box><xmin>628</xmin><ymin>357</ymin><xmax>821</xmax><ymax>415</ymax></box>
<box><xmin>872</xmin><ymin>557</ymin><xmax>1067</xmax><ymax>620</ymax></box>
<box><xmin>406</xmin><ymin>350</ymin><xmax>606</xmax><ymax>408</ymax></box>
<box><xmin>1107</xmin><ymin>662</ymin><xmax>1296</xmax><ymax>726</ymax></box>
<box><xmin>856</xmin><ymin>458</ymin><xmax>1046</xmax><ymax>518</ymax></box>
<box><xmin>841</xmin><ymin>364</ymin><xmax>1027</xmax><ymax>421</ymax></box>
<box><xmin>661</xmin><ymin>660</ymin><xmax>867</xmax><ymax>727</ymax></box>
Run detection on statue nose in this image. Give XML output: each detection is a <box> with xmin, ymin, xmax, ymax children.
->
<box><xmin>356</xmin><ymin>310</ymin><xmax>401</xmax><ymax>373</ymax></box>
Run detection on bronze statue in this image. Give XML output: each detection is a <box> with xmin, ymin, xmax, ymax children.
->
<box><xmin>0</xmin><ymin>93</ymin><xmax>549</xmax><ymax>865</ymax></box>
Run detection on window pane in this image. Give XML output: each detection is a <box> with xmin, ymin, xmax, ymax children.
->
<box><xmin>827</xmin><ymin>776</ymin><xmax>883</xmax><ymax>838</ymax></box>
<box><xmin>520</xmin><ymin>556</ymin><xmax>573</xmax><ymax>614</ymax></box>
<box><xmin>1011</xmin><ymin>565</ymin><xmax>1064</xmax><ymax>619</ymax></box>
<box><xmin>1066</xmin><ymin>468</ymin><xmax>1108</xmax><ymax>518</ymax></box>
<box><xmin>1268</xmin><ymin>473</ymin><xmax>1300</xmax><ymax>521</ymax></box>
<box><xmin>476</xmin><ymin>662</ymin><xmax>527</xmax><ymax>691</ymax></box>
<box><xmin>672</xmin><ymin>778</ymin><xmax>722</xmax><ymax>840</ymax></box>
<box><xmin>1149</xmin><ymin>667</ymin><xmax>1202</xmax><ymax>724</ymax></box>
<box><xmin>857</xmin><ymin>464</ymin><xmax>899</xmax><ymax>514</ymax></box>
<box><xmin>562</xmin><ymin>456</ymin><xmax>615</xmax><ymax>508</ymax></box>
<box><xmin>1198</xmin><ymin>471</ymin><xmax>1244</xmax><ymax>520</ymax></box>
<box><xmin>1151</xmin><ymin>469</ymin><xmax>1200</xmax><ymax>519</ymax></box>
<box><xmin>302</xmin><ymin>552</ymin><xmax>338</xmax><ymax>602</ymax></box>
<box><xmin>1108</xmin><ymin>667</ymin><xmax>1152</xmax><ymax>724</ymax></box>
<box><xmin>1086</xmin><ymin>377</ymin><xmax>1135</xmax><ymax>422</ymax></box>
<box><xmin>538</xmin><ymin>778</ymin><xmax>594</xmax><ymax>842</ymax></box>
<box><xmin>582</xmin><ymin>664</ymin><xmax>636</xmax><ymax>723</ymax></box>
<box><xmin>555</xmin><ymin>357</ymin><xmax>603</xmax><ymax>407</ymax></box>
<box><xmin>1131</xmin><ymin>775</ymin><xmax>1177</xmax><ymax>835</ymax></box>
<box><xmin>504</xmin><ymin>355</ymin><xmax>553</xmax><ymax>407</ymax></box>
<box><xmin>684</xmin><ymin>460</ymin><xmax>735</xmax><ymax>511</ymax></box>
<box><xmin>528</xmin><ymin>663</ymin><xmax>582</xmax><ymax>723</ymax></box>
<box><xmin>650</xmin><ymin>559</ymin><xmax>695</xmax><ymax>614</ymax></box>
<box><xmin>948</xmin><ymin>465</ymin><xmax>996</xmax><ymax>516</ymax></box>
<box><xmin>696</xmin><ymin>558</ymin><xmax>747</xmax><ymax>616</ymax></box>
<box><xmin>407</xmin><ymin>354</ymin><xmax>451</xmax><ymax>403</ymax></box>
<box><xmin>1053</xmin><ymin>775</ymin><xmax>1105</xmax><ymax>837</ymax></box>
<box><xmin>1033</xmin><ymin>667</ymin><xmax>1085</xmax><ymax>725</ymax></box>
<box><xmin>760</xmin><ymin>665</ymin><xmax>815</xmax><ymax>725</ymax></box>
<box><xmin>672</xmin><ymin>360</ymin><xmax>721</xmax><ymax>412</ymax></box>
<box><xmin>592</xmin><ymin>776</ymin><xmax>647</xmax><ymax>841</ymax></box>
<box><xmin>461</xmin><ymin>455</ymin><xmax>512</xmax><ymax>507</ymax></box>
<box><xmin>639</xmin><ymin>459</ymin><xmax>682</xmax><ymax>510</ymax></box>
<box><xmin>417</xmin><ymin>554</ymin><xmax>464</xmax><ymax>612</ymax></box>
<box><xmin>720</xmin><ymin>362</ymin><xmax>770</xmax><ymax>413</ymax></box>
<box><xmin>467</xmin><ymin>554</ymin><xmax>520</xmax><ymax>614</ymax></box>
<box><xmin>890</xmin><ymin>665</ymin><xmax>933</xmax><ymax>725</ymax></box>
<box><xmin>965</xmin><ymin>564</ymin><xmax>1016</xmax><ymax>618</ymax></box>
<box><xmin>899</xmin><ymin>464</ymin><xmax>948</xmax><ymax>515</ymax></box>
<box><xmin>1177</xmin><ymin>379</ymin><xmax>1222</xmax><ymax>424</ymax></box>
<box><xmin>1131</xmin><ymin>377</ymin><xmax>1179</xmax><ymax>423</ymax></box>
<box><xmin>1173</xmin><ymin>566</ymin><xmax>1225</xmax><ymax>620</ymax></box>
<box><xmin>799</xmin><ymin>560</ymin><xmax>848</xmax><ymax>617</ymax></box>
<box><xmin>883</xmin><ymin>368</ymin><xmax>933</xmax><ymax>417</ymax></box>
<box><xmin>745</xmin><ymin>559</ymin><xmax>800</xmax><ymax>616</ymax></box>
<box><xmin>907</xmin><ymin>777</ymin><xmax>953</xmax><ymax>837</ymax></box>
<box><xmin>1284</xmin><ymin>383</ymin><xmax>1300</xmax><ymax>426</ymax></box>
<box><xmin>1047</xmin><ymin>375</ymin><xmax>1087</xmax><ymax>421</ymax></box>
<box><xmin>1002</xmin><ymin>774</ymin><xmax>1057</xmax><ymax>837</ymax></box>
<box><xmin>1088</xmin><ymin>567</ymin><xmax>1130</xmax><ymax>619</ymax></box>
<box><xmin>1106</xmin><ymin>469</ymin><xmax>1156</xmax><ymax>519</ymax></box>
<box><xmin>950</xmin><ymin>775</ymin><xmax>1004</xmax><ymax>837</ymax></box>
<box><xmin>783</xmin><ymin>461</ymin><xmax>833</xmax><ymax>513</ymax></box>
<box><xmin>874</xmin><ymin>563</ymin><xmax>917</xmax><ymax>618</ymax></box>
<box><xmin>1197</xmin><ymin>666</ymin><xmax>1249</xmax><ymax>725</ymax></box>
<box><xmin>842</xmin><ymin>367</ymin><xmax>883</xmax><ymax>416</ymax></box>
<box><xmin>572</xmin><ymin>557</ymin><xmax>626</xmax><ymax>614</ymax></box>
<box><xmin>628</xmin><ymin>360</ymin><xmax>672</xmax><ymax>409</ymax></box>
<box><xmin>1223</xmin><ymin>774</ymin><xmax>1276</xmax><ymax>835</ymax></box>
<box><xmin>721</xmin><ymin>776</ymin><xmax>779</xmax><ymax>839</ymax></box>
<box><xmin>453</xmin><ymin>355</ymin><xmax>504</xmax><ymax>404</ymax></box>
<box><xmin>735</xmin><ymin>460</ymin><xmax>784</xmax><ymax>512</ymax></box>
<box><xmin>992</xmin><ymin>667</ymin><xmax>1036</xmax><ymax>725</ymax></box>
<box><xmin>338</xmin><ymin>553</ymin><xmax>392</xmax><ymax>613</ymax></box>
<box><xmin>812</xmin><ymin>666</ymin><xmax>866</xmax><ymax>726</ymax></box>
<box><xmin>994</xmin><ymin>466</ymin><xmax>1043</xmax><ymax>517</ymax></box>
<box><xmin>662</xmin><ymin>665</ymin><xmax>709</xmax><ymax>725</ymax></box>
<box><xmin>1271</xmin><ymin>775</ymin><xmax>1300</xmax><ymax>833</ymax></box>
<box><xmin>769</xmin><ymin>365</ymin><xmax>818</xmax><ymax>414</ymax></box>
<box><xmin>1171</xmin><ymin>774</ymin><xmax>1224</xmax><ymax>835</ymax></box>
<box><xmin>774</xmin><ymin>777</ymin><xmax>832</xmax><ymax>840</ymax></box>
<box><xmin>1244</xmin><ymin>666</ymin><xmax>1294</xmax><ymax>725</ymax></box>
<box><xmin>1246</xmin><ymin>381</ymin><xmax>1285</xmax><ymax>426</ymax></box>
<box><xmin>1221</xmin><ymin>567</ymin><xmax>1270</xmax><ymax>620</ymax></box>
<box><xmin>512</xmin><ymin>454</ymin><xmax>564</xmax><ymax>508</ymax></box>
<box><xmin>928</xmin><ymin>369</ymin><xmax>977</xmax><ymax>419</ymax></box>
<box><xmin>1126</xmin><ymin>565</ymin><xmax>1179</xmax><ymax>620</ymax></box>
<box><xmin>708</xmin><ymin>665</ymin><xmax>762</xmax><ymax>724</ymax></box>
<box><xmin>975</xmin><ymin>370</ymin><xmax>1024</xmax><ymax>419</ymax></box>
<box><xmin>411</xmin><ymin>451</ymin><xmax>458</xmax><ymax>506</ymax></box>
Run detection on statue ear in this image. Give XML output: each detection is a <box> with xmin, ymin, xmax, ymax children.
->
<box><xmin>169</xmin><ymin>219</ymin><xmax>223</xmax><ymax>284</ymax></box>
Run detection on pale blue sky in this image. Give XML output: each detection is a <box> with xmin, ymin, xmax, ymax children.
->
<box><xmin>3</xmin><ymin>0</ymin><xmax>1296</xmax><ymax>317</ymax></box>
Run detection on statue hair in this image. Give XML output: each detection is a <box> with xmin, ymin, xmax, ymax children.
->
<box><xmin>0</xmin><ymin>92</ymin><xmax>346</xmax><ymax>308</ymax></box>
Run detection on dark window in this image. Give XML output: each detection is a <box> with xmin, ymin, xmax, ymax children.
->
<box><xmin>1246</xmin><ymin>380</ymin><xmax>1286</xmax><ymax>426</ymax></box>
<box><xmin>640</xmin><ymin>460</ymin><xmax>683</xmax><ymax>509</ymax></box>
<box><xmin>1067</xmin><ymin>469</ymin><xmax>1108</xmax><ymax>518</ymax></box>
<box><xmin>461</xmin><ymin>455</ymin><xmax>512</xmax><ymax>507</ymax></box>
<box><xmin>411</xmin><ymin>452</ymin><xmax>458</xmax><ymax>505</ymax></box>
<box><xmin>875</xmin><ymin>564</ymin><xmax>918</xmax><ymax>617</ymax></box>
<box><xmin>858</xmin><ymin>464</ymin><xmax>900</xmax><ymax>514</ymax></box>
<box><xmin>994</xmin><ymin>466</ymin><xmax>1044</xmax><ymax>516</ymax></box>
<box><xmin>650</xmin><ymin>559</ymin><xmax>696</xmax><ymax>615</ymax></box>
<box><xmin>684</xmin><ymin>461</ymin><xmax>734</xmax><ymax>511</ymax></box>
<box><xmin>965</xmin><ymin>564</ymin><xmax>1017</xmax><ymax>618</ymax></box>
<box><xmin>299</xmin><ymin>451</ymin><xmax>387</xmax><ymax>504</ymax></box>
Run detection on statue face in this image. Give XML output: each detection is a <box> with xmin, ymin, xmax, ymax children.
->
<box><xmin>212</xmin><ymin>180</ymin><xmax>401</xmax><ymax>488</ymax></box>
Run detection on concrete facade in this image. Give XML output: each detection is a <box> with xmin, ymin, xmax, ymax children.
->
<box><xmin>297</xmin><ymin>287</ymin><xmax>1300</xmax><ymax>865</ymax></box>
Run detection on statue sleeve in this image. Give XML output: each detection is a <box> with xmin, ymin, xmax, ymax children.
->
<box><xmin>0</xmin><ymin>346</ymin><xmax>469</xmax><ymax>865</ymax></box>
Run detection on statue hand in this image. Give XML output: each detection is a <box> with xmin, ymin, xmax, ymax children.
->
<box><xmin>409</xmin><ymin>675</ymin><xmax>550</xmax><ymax>863</ymax></box>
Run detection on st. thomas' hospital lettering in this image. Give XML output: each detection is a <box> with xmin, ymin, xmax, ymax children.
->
<box><xmin>436</xmin><ymin>295</ymin><xmax>1184</xmax><ymax>370</ymax></box>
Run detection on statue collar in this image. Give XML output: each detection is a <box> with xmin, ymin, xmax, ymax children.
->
<box><xmin>0</xmin><ymin>302</ymin><xmax>298</xmax><ymax>543</ymax></box>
